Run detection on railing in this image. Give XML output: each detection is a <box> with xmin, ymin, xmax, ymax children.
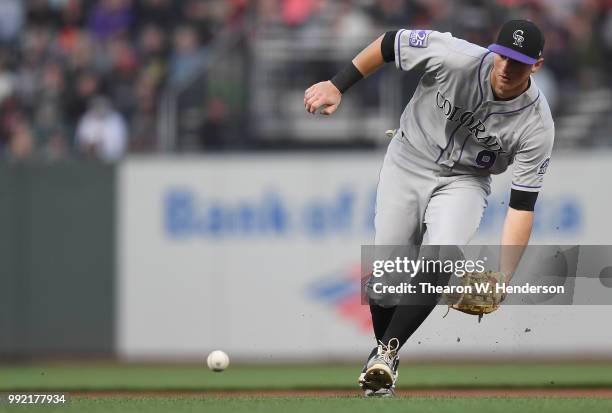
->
<box><xmin>157</xmin><ymin>27</ymin><xmax>418</xmax><ymax>151</ymax></box>
<box><xmin>157</xmin><ymin>29</ymin><xmax>247</xmax><ymax>152</ymax></box>
<box><xmin>249</xmin><ymin>34</ymin><xmax>406</xmax><ymax>145</ymax></box>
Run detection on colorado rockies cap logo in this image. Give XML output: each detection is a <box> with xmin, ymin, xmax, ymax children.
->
<box><xmin>488</xmin><ymin>20</ymin><xmax>544</xmax><ymax>64</ymax></box>
<box><xmin>512</xmin><ymin>30</ymin><xmax>525</xmax><ymax>48</ymax></box>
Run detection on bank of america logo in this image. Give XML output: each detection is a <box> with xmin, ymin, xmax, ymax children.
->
<box><xmin>306</xmin><ymin>265</ymin><xmax>371</xmax><ymax>332</ymax></box>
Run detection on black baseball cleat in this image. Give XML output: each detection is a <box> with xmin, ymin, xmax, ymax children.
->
<box><xmin>358</xmin><ymin>338</ymin><xmax>400</xmax><ymax>397</ymax></box>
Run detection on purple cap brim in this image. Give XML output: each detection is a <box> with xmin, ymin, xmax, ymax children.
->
<box><xmin>487</xmin><ymin>44</ymin><xmax>537</xmax><ymax>65</ymax></box>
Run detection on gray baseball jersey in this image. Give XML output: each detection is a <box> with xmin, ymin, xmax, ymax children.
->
<box><xmin>393</xmin><ymin>29</ymin><xmax>554</xmax><ymax>193</ymax></box>
<box><xmin>373</xmin><ymin>29</ymin><xmax>555</xmax><ymax>246</ymax></box>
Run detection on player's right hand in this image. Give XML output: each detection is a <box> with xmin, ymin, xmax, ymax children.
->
<box><xmin>304</xmin><ymin>81</ymin><xmax>342</xmax><ymax>115</ymax></box>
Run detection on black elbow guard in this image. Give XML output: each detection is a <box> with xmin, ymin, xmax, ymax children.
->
<box><xmin>509</xmin><ymin>189</ymin><xmax>538</xmax><ymax>211</ymax></box>
<box><xmin>381</xmin><ymin>31</ymin><xmax>397</xmax><ymax>63</ymax></box>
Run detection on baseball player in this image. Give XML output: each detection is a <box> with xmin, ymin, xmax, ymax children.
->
<box><xmin>304</xmin><ymin>20</ymin><xmax>554</xmax><ymax>397</ymax></box>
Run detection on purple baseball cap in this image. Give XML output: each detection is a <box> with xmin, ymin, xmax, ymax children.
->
<box><xmin>488</xmin><ymin>20</ymin><xmax>545</xmax><ymax>65</ymax></box>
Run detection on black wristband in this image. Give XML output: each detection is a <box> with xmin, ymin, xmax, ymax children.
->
<box><xmin>330</xmin><ymin>62</ymin><xmax>364</xmax><ymax>94</ymax></box>
<box><xmin>509</xmin><ymin>188</ymin><xmax>538</xmax><ymax>211</ymax></box>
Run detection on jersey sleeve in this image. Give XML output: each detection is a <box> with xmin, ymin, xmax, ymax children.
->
<box><xmin>394</xmin><ymin>30</ymin><xmax>453</xmax><ymax>73</ymax></box>
<box><xmin>511</xmin><ymin>125</ymin><xmax>554</xmax><ymax>193</ymax></box>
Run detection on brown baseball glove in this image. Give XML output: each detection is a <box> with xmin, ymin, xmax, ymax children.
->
<box><xmin>442</xmin><ymin>271</ymin><xmax>506</xmax><ymax>322</ymax></box>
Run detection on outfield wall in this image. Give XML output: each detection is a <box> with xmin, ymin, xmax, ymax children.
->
<box><xmin>0</xmin><ymin>163</ymin><xmax>115</xmax><ymax>357</ymax></box>
<box><xmin>117</xmin><ymin>153</ymin><xmax>612</xmax><ymax>361</ymax></box>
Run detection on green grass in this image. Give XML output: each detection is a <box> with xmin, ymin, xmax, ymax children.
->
<box><xmin>3</xmin><ymin>397</ymin><xmax>612</xmax><ymax>413</ymax></box>
<box><xmin>2</xmin><ymin>363</ymin><xmax>612</xmax><ymax>413</ymax></box>
<box><xmin>2</xmin><ymin>362</ymin><xmax>612</xmax><ymax>391</ymax></box>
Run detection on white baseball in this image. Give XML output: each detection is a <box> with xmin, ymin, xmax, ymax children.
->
<box><xmin>206</xmin><ymin>350</ymin><xmax>230</xmax><ymax>372</ymax></box>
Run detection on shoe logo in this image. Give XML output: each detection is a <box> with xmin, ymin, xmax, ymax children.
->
<box><xmin>513</xmin><ymin>30</ymin><xmax>525</xmax><ymax>48</ymax></box>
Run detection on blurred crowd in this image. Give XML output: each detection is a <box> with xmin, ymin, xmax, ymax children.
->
<box><xmin>0</xmin><ymin>0</ymin><xmax>248</xmax><ymax>161</ymax></box>
<box><xmin>0</xmin><ymin>0</ymin><xmax>611</xmax><ymax>161</ymax></box>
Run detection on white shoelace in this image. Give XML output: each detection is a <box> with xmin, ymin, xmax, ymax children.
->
<box><xmin>377</xmin><ymin>338</ymin><xmax>399</xmax><ymax>364</ymax></box>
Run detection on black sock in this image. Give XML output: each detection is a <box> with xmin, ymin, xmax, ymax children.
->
<box><xmin>380</xmin><ymin>270</ymin><xmax>450</xmax><ymax>349</ymax></box>
<box><xmin>380</xmin><ymin>303</ymin><xmax>436</xmax><ymax>347</ymax></box>
<box><xmin>369</xmin><ymin>303</ymin><xmax>396</xmax><ymax>342</ymax></box>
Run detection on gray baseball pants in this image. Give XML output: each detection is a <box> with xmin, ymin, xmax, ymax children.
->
<box><xmin>374</xmin><ymin>133</ymin><xmax>491</xmax><ymax>246</ymax></box>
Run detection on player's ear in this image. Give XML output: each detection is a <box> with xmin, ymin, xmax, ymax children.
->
<box><xmin>531</xmin><ymin>58</ymin><xmax>544</xmax><ymax>73</ymax></box>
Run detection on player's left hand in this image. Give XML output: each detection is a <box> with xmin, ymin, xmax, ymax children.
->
<box><xmin>304</xmin><ymin>81</ymin><xmax>342</xmax><ymax>115</ymax></box>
